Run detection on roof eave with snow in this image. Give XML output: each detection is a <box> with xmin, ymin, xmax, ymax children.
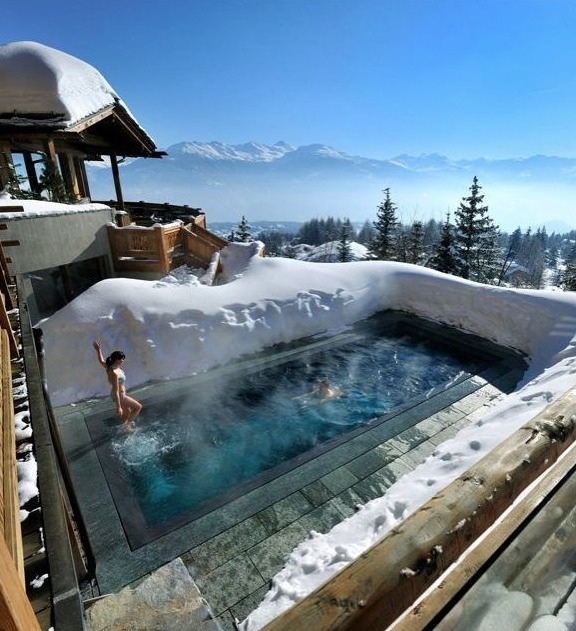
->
<box><xmin>0</xmin><ymin>41</ymin><xmax>163</xmax><ymax>158</ymax></box>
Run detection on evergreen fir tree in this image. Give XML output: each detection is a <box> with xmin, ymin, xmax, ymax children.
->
<box><xmin>369</xmin><ymin>188</ymin><xmax>398</xmax><ymax>260</ymax></box>
<box><xmin>39</xmin><ymin>156</ymin><xmax>74</xmax><ymax>203</ymax></box>
<box><xmin>297</xmin><ymin>218</ymin><xmax>322</xmax><ymax>245</ymax></box>
<box><xmin>236</xmin><ymin>215</ymin><xmax>252</xmax><ymax>242</ymax></box>
<box><xmin>453</xmin><ymin>176</ymin><xmax>500</xmax><ymax>283</ymax></box>
<box><xmin>3</xmin><ymin>160</ymin><xmax>37</xmax><ymax>199</ymax></box>
<box><xmin>562</xmin><ymin>245</ymin><xmax>576</xmax><ymax>291</ymax></box>
<box><xmin>325</xmin><ymin>216</ymin><xmax>339</xmax><ymax>242</ymax></box>
<box><xmin>337</xmin><ymin>219</ymin><xmax>353</xmax><ymax>262</ymax></box>
<box><xmin>357</xmin><ymin>220</ymin><xmax>375</xmax><ymax>245</ymax></box>
<box><xmin>548</xmin><ymin>243</ymin><xmax>559</xmax><ymax>268</ymax></box>
<box><xmin>406</xmin><ymin>220</ymin><xmax>425</xmax><ymax>264</ymax></box>
<box><xmin>429</xmin><ymin>213</ymin><xmax>458</xmax><ymax>274</ymax></box>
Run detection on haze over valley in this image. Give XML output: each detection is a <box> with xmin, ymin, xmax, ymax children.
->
<box><xmin>87</xmin><ymin>141</ymin><xmax>576</xmax><ymax>233</ymax></box>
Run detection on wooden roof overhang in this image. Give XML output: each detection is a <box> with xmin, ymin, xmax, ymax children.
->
<box><xmin>0</xmin><ymin>102</ymin><xmax>166</xmax><ymax>160</ymax></box>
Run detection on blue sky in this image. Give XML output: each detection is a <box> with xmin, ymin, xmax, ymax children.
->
<box><xmin>6</xmin><ymin>0</ymin><xmax>576</xmax><ymax>161</ymax></box>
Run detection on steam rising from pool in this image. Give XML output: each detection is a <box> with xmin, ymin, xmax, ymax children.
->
<box><xmin>105</xmin><ymin>330</ymin><xmax>482</xmax><ymax>528</ymax></box>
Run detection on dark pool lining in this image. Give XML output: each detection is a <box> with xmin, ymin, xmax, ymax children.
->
<box><xmin>84</xmin><ymin>311</ymin><xmax>525</xmax><ymax>550</ymax></box>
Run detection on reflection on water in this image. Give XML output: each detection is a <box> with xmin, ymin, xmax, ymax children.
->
<box><xmin>110</xmin><ymin>332</ymin><xmax>479</xmax><ymax>526</ymax></box>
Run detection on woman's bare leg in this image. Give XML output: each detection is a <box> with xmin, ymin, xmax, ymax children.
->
<box><xmin>122</xmin><ymin>395</ymin><xmax>142</xmax><ymax>424</ymax></box>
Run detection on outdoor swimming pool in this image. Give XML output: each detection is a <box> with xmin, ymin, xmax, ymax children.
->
<box><xmin>84</xmin><ymin>311</ymin><xmax>509</xmax><ymax>549</ymax></box>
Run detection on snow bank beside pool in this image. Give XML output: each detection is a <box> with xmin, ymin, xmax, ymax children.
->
<box><xmin>41</xmin><ymin>252</ymin><xmax>576</xmax><ymax>408</ymax></box>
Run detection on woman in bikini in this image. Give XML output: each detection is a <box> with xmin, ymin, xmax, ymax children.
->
<box><xmin>92</xmin><ymin>341</ymin><xmax>142</xmax><ymax>427</ymax></box>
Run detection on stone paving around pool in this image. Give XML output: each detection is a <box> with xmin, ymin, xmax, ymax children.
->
<box><xmin>78</xmin><ymin>359</ymin><xmax>524</xmax><ymax>631</ymax></box>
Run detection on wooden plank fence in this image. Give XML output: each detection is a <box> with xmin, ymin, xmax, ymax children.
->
<box><xmin>263</xmin><ymin>387</ymin><xmax>576</xmax><ymax>631</ymax></box>
<box><xmin>0</xmin><ymin>237</ymin><xmax>39</xmax><ymax>630</ymax></box>
<box><xmin>107</xmin><ymin>222</ymin><xmax>228</xmax><ymax>275</ymax></box>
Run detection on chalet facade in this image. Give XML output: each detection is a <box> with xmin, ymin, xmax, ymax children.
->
<box><xmin>0</xmin><ymin>41</ymin><xmax>225</xmax><ymax>324</ymax></box>
<box><xmin>0</xmin><ymin>40</ymin><xmax>164</xmax><ymax>205</ymax></box>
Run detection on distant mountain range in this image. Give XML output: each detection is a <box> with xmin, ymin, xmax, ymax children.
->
<box><xmin>87</xmin><ymin>141</ymin><xmax>576</xmax><ymax>232</ymax></box>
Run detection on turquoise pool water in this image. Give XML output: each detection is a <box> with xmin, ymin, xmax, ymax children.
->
<box><xmin>105</xmin><ymin>321</ymin><xmax>483</xmax><ymax>533</ymax></box>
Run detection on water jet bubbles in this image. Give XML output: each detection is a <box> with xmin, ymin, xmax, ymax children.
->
<box><xmin>112</xmin><ymin>423</ymin><xmax>178</xmax><ymax>467</ymax></box>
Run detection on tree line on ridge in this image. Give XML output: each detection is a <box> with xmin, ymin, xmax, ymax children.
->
<box><xmin>228</xmin><ymin>176</ymin><xmax>576</xmax><ymax>291</ymax></box>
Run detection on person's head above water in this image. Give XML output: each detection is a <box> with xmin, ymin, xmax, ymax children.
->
<box><xmin>105</xmin><ymin>351</ymin><xmax>125</xmax><ymax>368</ymax></box>
<box><xmin>318</xmin><ymin>379</ymin><xmax>330</xmax><ymax>393</ymax></box>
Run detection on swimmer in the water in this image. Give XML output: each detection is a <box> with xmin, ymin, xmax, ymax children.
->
<box><xmin>93</xmin><ymin>340</ymin><xmax>142</xmax><ymax>427</ymax></box>
<box><xmin>294</xmin><ymin>379</ymin><xmax>344</xmax><ymax>404</ymax></box>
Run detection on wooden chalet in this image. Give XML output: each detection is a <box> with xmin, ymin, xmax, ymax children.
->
<box><xmin>0</xmin><ymin>40</ymin><xmax>164</xmax><ymax>208</ymax></box>
<box><xmin>0</xmin><ymin>42</ymin><xmax>227</xmax><ymax>325</ymax></box>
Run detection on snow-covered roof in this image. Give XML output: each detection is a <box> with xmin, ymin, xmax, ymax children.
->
<box><xmin>0</xmin><ymin>41</ymin><xmax>120</xmax><ymax>128</ymax></box>
<box><xmin>0</xmin><ymin>191</ymin><xmax>111</xmax><ymax>219</ymax></box>
<box><xmin>0</xmin><ymin>41</ymin><xmax>162</xmax><ymax>157</ymax></box>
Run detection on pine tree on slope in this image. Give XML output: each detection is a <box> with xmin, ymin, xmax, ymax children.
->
<box><xmin>429</xmin><ymin>213</ymin><xmax>458</xmax><ymax>274</ymax></box>
<box><xmin>337</xmin><ymin>218</ymin><xmax>353</xmax><ymax>262</ymax></box>
<box><xmin>369</xmin><ymin>188</ymin><xmax>398</xmax><ymax>260</ymax></box>
<box><xmin>453</xmin><ymin>176</ymin><xmax>500</xmax><ymax>283</ymax></box>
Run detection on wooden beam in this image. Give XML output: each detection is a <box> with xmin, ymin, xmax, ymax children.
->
<box><xmin>109</xmin><ymin>153</ymin><xmax>125</xmax><ymax>210</ymax></box>
<box><xmin>1</xmin><ymin>329</ymin><xmax>23</xmax><ymax>582</ymax></box>
<box><xmin>388</xmin><ymin>440</ymin><xmax>576</xmax><ymax>631</ymax></box>
<box><xmin>22</xmin><ymin>152</ymin><xmax>40</xmax><ymax>195</ymax></box>
<box><xmin>65</xmin><ymin>104</ymin><xmax>115</xmax><ymax>133</ymax></box>
<box><xmin>74</xmin><ymin>156</ymin><xmax>90</xmax><ymax>199</ymax></box>
<box><xmin>0</xmin><ymin>535</ymin><xmax>41</xmax><ymax>631</ymax></box>
<box><xmin>58</xmin><ymin>154</ymin><xmax>81</xmax><ymax>200</ymax></box>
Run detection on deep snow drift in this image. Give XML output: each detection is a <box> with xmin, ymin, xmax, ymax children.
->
<box><xmin>40</xmin><ymin>245</ymin><xmax>576</xmax><ymax>628</ymax></box>
<box><xmin>0</xmin><ymin>40</ymin><xmax>120</xmax><ymax>126</ymax></box>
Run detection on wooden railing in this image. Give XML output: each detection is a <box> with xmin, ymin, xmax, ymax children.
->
<box><xmin>0</xmin><ymin>241</ymin><xmax>40</xmax><ymax>630</ymax></box>
<box><xmin>107</xmin><ymin>223</ymin><xmax>184</xmax><ymax>274</ymax></box>
<box><xmin>263</xmin><ymin>387</ymin><xmax>576</xmax><ymax>631</ymax></box>
<box><xmin>182</xmin><ymin>224</ymin><xmax>228</xmax><ymax>269</ymax></box>
<box><xmin>107</xmin><ymin>222</ymin><xmax>228</xmax><ymax>275</ymax></box>
<box><xmin>94</xmin><ymin>200</ymin><xmax>206</xmax><ymax>228</ymax></box>
<box><xmin>0</xmin><ymin>328</ymin><xmax>21</xmax><ymax>579</ymax></box>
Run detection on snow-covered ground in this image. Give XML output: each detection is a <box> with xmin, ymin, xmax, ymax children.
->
<box><xmin>290</xmin><ymin>240</ymin><xmax>368</xmax><ymax>262</ymax></box>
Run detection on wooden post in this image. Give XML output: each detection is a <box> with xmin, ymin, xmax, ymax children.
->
<box><xmin>0</xmin><ymin>142</ymin><xmax>14</xmax><ymax>191</ymax></box>
<box><xmin>0</xmin><ymin>536</ymin><xmax>41</xmax><ymax>631</ymax></box>
<box><xmin>155</xmin><ymin>226</ymin><xmax>170</xmax><ymax>273</ymax></box>
<box><xmin>22</xmin><ymin>152</ymin><xmax>41</xmax><ymax>196</ymax></box>
<box><xmin>43</xmin><ymin>138</ymin><xmax>58</xmax><ymax>166</ymax></box>
<box><xmin>0</xmin><ymin>291</ymin><xmax>19</xmax><ymax>359</ymax></box>
<box><xmin>74</xmin><ymin>157</ymin><xmax>90</xmax><ymax>199</ymax></box>
<box><xmin>58</xmin><ymin>154</ymin><xmax>81</xmax><ymax>200</ymax></box>
<box><xmin>109</xmin><ymin>154</ymin><xmax>125</xmax><ymax>210</ymax></box>
<box><xmin>0</xmin><ymin>240</ymin><xmax>14</xmax><ymax>312</ymax></box>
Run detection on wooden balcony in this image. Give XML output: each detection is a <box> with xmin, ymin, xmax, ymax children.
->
<box><xmin>106</xmin><ymin>221</ymin><xmax>228</xmax><ymax>277</ymax></box>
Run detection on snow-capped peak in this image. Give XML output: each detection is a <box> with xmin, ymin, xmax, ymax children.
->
<box><xmin>167</xmin><ymin>140</ymin><xmax>295</xmax><ymax>162</ymax></box>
